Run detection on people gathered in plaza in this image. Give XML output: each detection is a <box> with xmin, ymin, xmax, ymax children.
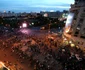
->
<box><xmin>10</xmin><ymin>33</ymin><xmax>85</xmax><ymax>70</ymax></box>
<box><xmin>0</xmin><ymin>29</ymin><xmax>85</xmax><ymax>70</ymax></box>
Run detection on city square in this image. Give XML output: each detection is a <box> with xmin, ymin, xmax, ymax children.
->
<box><xmin>0</xmin><ymin>0</ymin><xmax>85</xmax><ymax>70</ymax></box>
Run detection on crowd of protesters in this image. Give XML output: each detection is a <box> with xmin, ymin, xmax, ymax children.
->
<box><xmin>0</xmin><ymin>27</ymin><xmax>85</xmax><ymax>70</ymax></box>
<box><xmin>10</xmin><ymin>33</ymin><xmax>85</xmax><ymax>70</ymax></box>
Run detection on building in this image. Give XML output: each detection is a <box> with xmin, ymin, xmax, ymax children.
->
<box><xmin>40</xmin><ymin>11</ymin><xmax>62</xmax><ymax>18</ymax></box>
<box><xmin>0</xmin><ymin>11</ymin><xmax>28</xmax><ymax>17</ymax></box>
<box><xmin>64</xmin><ymin>0</ymin><xmax>85</xmax><ymax>51</ymax></box>
<box><xmin>0</xmin><ymin>12</ymin><xmax>17</xmax><ymax>17</ymax></box>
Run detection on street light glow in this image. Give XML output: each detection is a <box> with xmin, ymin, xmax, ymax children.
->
<box><xmin>65</xmin><ymin>29</ymin><xmax>70</xmax><ymax>33</ymax></box>
<box><xmin>65</xmin><ymin>13</ymin><xmax>74</xmax><ymax>33</ymax></box>
<box><xmin>0</xmin><ymin>61</ymin><xmax>10</xmax><ymax>70</ymax></box>
<box><xmin>70</xmin><ymin>43</ymin><xmax>75</xmax><ymax>47</ymax></box>
<box><xmin>32</xmin><ymin>23</ymin><xmax>34</xmax><ymax>25</ymax></box>
<box><xmin>22</xmin><ymin>23</ymin><xmax>27</xmax><ymax>28</ymax></box>
<box><xmin>66</xmin><ymin>13</ymin><xmax>74</xmax><ymax>27</ymax></box>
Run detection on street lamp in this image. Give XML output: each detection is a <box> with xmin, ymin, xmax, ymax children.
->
<box><xmin>22</xmin><ymin>23</ymin><xmax>27</xmax><ymax>28</ymax></box>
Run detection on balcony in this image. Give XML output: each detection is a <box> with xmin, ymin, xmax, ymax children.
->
<box><xmin>80</xmin><ymin>12</ymin><xmax>85</xmax><ymax>17</ymax></box>
<box><xmin>80</xmin><ymin>35</ymin><xmax>85</xmax><ymax>39</ymax></box>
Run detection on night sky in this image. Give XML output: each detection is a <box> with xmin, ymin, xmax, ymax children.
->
<box><xmin>0</xmin><ymin>0</ymin><xmax>74</xmax><ymax>13</ymax></box>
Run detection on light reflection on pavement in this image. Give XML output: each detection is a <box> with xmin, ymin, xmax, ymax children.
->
<box><xmin>19</xmin><ymin>28</ymin><xmax>32</xmax><ymax>35</ymax></box>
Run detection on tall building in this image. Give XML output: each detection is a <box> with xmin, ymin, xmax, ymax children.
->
<box><xmin>64</xmin><ymin>0</ymin><xmax>85</xmax><ymax>51</ymax></box>
<box><xmin>40</xmin><ymin>11</ymin><xmax>62</xmax><ymax>18</ymax></box>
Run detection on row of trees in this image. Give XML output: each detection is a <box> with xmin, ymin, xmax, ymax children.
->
<box><xmin>0</xmin><ymin>14</ymin><xmax>66</xmax><ymax>28</ymax></box>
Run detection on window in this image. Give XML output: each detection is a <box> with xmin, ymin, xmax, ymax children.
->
<box><xmin>83</xmin><ymin>10</ymin><xmax>85</xmax><ymax>12</ymax></box>
<box><xmin>80</xmin><ymin>28</ymin><xmax>85</xmax><ymax>39</ymax></box>
<box><xmin>80</xmin><ymin>36</ymin><xmax>85</xmax><ymax>39</ymax></box>
<box><xmin>83</xmin><ymin>28</ymin><xmax>85</xmax><ymax>31</ymax></box>
<box><xmin>79</xmin><ymin>18</ymin><xmax>83</xmax><ymax>23</ymax></box>
<box><xmin>77</xmin><ymin>23</ymin><xmax>81</xmax><ymax>27</ymax></box>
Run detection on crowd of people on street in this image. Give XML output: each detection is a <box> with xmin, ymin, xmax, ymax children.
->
<box><xmin>11</xmin><ymin>33</ymin><xmax>85</xmax><ymax>70</ymax></box>
<box><xmin>0</xmin><ymin>27</ymin><xmax>85</xmax><ymax>70</ymax></box>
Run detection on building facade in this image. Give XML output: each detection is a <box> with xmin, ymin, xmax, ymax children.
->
<box><xmin>64</xmin><ymin>0</ymin><xmax>85</xmax><ymax>51</ymax></box>
<box><xmin>40</xmin><ymin>11</ymin><xmax>62</xmax><ymax>18</ymax></box>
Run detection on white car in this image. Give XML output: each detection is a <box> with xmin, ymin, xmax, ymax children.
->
<box><xmin>0</xmin><ymin>61</ymin><xmax>10</xmax><ymax>70</ymax></box>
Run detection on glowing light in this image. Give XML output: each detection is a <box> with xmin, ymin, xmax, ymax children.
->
<box><xmin>77</xmin><ymin>27</ymin><xmax>80</xmax><ymax>30</ymax></box>
<box><xmin>71</xmin><ymin>43</ymin><xmax>75</xmax><ymax>47</ymax></box>
<box><xmin>32</xmin><ymin>23</ymin><xmax>34</xmax><ymax>25</ymax></box>
<box><xmin>0</xmin><ymin>61</ymin><xmax>10</xmax><ymax>70</ymax></box>
<box><xmin>66</xmin><ymin>13</ymin><xmax>74</xmax><ymax>27</ymax></box>
<box><xmin>69</xmin><ymin>41</ymin><xmax>72</xmax><ymax>44</ymax></box>
<box><xmin>20</xmin><ymin>29</ymin><xmax>31</xmax><ymax>34</ymax></box>
<box><xmin>76</xmin><ymin>46</ymin><xmax>79</xmax><ymax>49</ymax></box>
<box><xmin>20</xmin><ymin>26</ymin><xmax>22</xmax><ymax>28</ymax></box>
<box><xmin>43</xmin><ymin>13</ymin><xmax>48</xmax><ymax>17</ymax></box>
<box><xmin>65</xmin><ymin>26</ymin><xmax>71</xmax><ymax>33</ymax></box>
<box><xmin>62</xmin><ymin>49</ymin><xmax>65</xmax><ymax>52</ymax></box>
<box><xmin>65</xmin><ymin>29</ymin><xmax>69</xmax><ymax>33</ymax></box>
<box><xmin>65</xmin><ymin>41</ymin><xmax>69</xmax><ymax>45</ymax></box>
<box><xmin>22</xmin><ymin>23</ymin><xmax>27</xmax><ymax>28</ymax></box>
<box><xmin>65</xmin><ymin>13</ymin><xmax>74</xmax><ymax>33</ymax></box>
<box><xmin>64</xmin><ymin>38</ymin><xmax>67</xmax><ymax>40</ymax></box>
<box><xmin>0</xmin><ymin>62</ymin><xmax>4</xmax><ymax>68</ymax></box>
